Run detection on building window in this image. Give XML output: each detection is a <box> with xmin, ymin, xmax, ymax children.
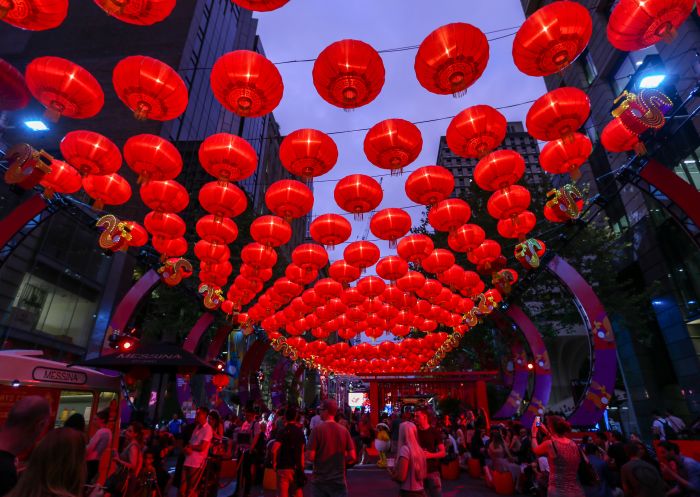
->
<box><xmin>674</xmin><ymin>146</ymin><xmax>700</xmax><ymax>190</ymax></box>
<box><xmin>581</xmin><ymin>49</ymin><xmax>598</xmax><ymax>85</ymax></box>
<box><xmin>611</xmin><ymin>46</ymin><xmax>659</xmax><ymax>95</ymax></box>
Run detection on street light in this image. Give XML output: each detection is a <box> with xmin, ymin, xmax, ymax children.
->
<box><xmin>638</xmin><ymin>74</ymin><xmax>666</xmax><ymax>89</ymax></box>
<box><xmin>24</xmin><ymin>120</ymin><xmax>49</xmax><ymax>131</ymax></box>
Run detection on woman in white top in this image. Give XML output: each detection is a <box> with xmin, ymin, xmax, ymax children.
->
<box><xmin>390</xmin><ymin>422</ymin><xmax>427</xmax><ymax>497</ymax></box>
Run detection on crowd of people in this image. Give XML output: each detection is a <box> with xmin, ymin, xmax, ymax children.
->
<box><xmin>2</xmin><ymin>394</ymin><xmax>700</xmax><ymax>497</ymax></box>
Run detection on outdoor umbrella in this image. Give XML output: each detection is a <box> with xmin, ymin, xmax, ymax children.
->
<box><xmin>71</xmin><ymin>342</ymin><xmax>220</xmax><ymax>376</ymax></box>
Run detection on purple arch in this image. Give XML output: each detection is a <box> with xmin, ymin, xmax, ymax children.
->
<box><xmin>238</xmin><ymin>340</ymin><xmax>270</xmax><ymax>407</ymax></box>
<box><xmin>270</xmin><ymin>357</ymin><xmax>292</xmax><ymax>408</ymax></box>
<box><xmin>0</xmin><ymin>194</ymin><xmax>48</xmax><ymax>251</ymax></box>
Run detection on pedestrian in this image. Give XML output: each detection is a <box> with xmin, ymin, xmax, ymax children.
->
<box><xmin>86</xmin><ymin>410</ymin><xmax>113</xmax><ymax>484</ymax></box>
<box><xmin>180</xmin><ymin>406</ymin><xmax>212</xmax><ymax>497</ymax></box>
<box><xmin>657</xmin><ymin>441</ymin><xmax>700</xmax><ymax>496</ymax></box>
<box><xmin>487</xmin><ymin>427</ymin><xmax>520</xmax><ymax>484</ymax></box>
<box><xmin>583</xmin><ymin>443</ymin><xmax>614</xmax><ymax>497</ymax></box>
<box><xmin>309</xmin><ymin>408</ymin><xmax>323</xmax><ymax>432</ymax></box>
<box><xmin>308</xmin><ymin>399</ymin><xmax>356</xmax><ymax>497</ymax></box>
<box><xmin>665</xmin><ymin>409</ymin><xmax>687</xmax><ymax>439</ymax></box>
<box><xmin>620</xmin><ymin>442</ymin><xmax>666</xmax><ymax>497</ymax></box>
<box><xmin>531</xmin><ymin>415</ymin><xmax>585</xmax><ymax>497</ymax></box>
<box><xmin>0</xmin><ymin>396</ymin><xmax>51</xmax><ymax>497</ymax></box>
<box><xmin>651</xmin><ymin>411</ymin><xmax>667</xmax><ymax>440</ymax></box>
<box><xmin>64</xmin><ymin>413</ymin><xmax>86</xmax><ymax>434</ymax></box>
<box><xmin>358</xmin><ymin>414</ymin><xmax>373</xmax><ymax>464</ymax></box>
<box><xmin>390</xmin><ymin>422</ymin><xmax>427</xmax><ymax>497</ymax></box>
<box><xmin>271</xmin><ymin>406</ymin><xmax>306</xmax><ymax>497</ymax></box>
<box><xmin>6</xmin><ymin>428</ymin><xmax>86</xmax><ymax>497</ymax></box>
<box><xmin>108</xmin><ymin>421</ymin><xmax>144</xmax><ymax>497</ymax></box>
<box><xmin>414</xmin><ymin>407</ymin><xmax>445</xmax><ymax>497</ymax></box>
<box><xmin>168</xmin><ymin>414</ymin><xmax>184</xmax><ymax>439</ymax></box>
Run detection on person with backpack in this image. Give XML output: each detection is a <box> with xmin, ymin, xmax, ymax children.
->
<box><xmin>271</xmin><ymin>407</ymin><xmax>306</xmax><ymax>497</ymax></box>
<box><xmin>236</xmin><ymin>409</ymin><xmax>265</xmax><ymax>497</ymax></box>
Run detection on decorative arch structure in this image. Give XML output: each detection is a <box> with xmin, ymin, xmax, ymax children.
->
<box><xmin>238</xmin><ymin>339</ymin><xmax>270</xmax><ymax>407</ymax></box>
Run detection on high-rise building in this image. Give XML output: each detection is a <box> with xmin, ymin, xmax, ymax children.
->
<box><xmin>0</xmin><ymin>1</ymin><xmax>303</xmax><ymax>360</ymax></box>
<box><xmin>520</xmin><ymin>0</ymin><xmax>700</xmax><ymax>434</ymax></box>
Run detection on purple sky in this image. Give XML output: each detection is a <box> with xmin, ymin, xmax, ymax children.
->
<box><xmin>255</xmin><ymin>0</ymin><xmax>546</xmax><ymax>262</ymax></box>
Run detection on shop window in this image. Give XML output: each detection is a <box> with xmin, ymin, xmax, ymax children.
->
<box><xmin>674</xmin><ymin>147</ymin><xmax>700</xmax><ymax>190</ymax></box>
<box><xmin>56</xmin><ymin>391</ymin><xmax>95</xmax><ymax>428</ymax></box>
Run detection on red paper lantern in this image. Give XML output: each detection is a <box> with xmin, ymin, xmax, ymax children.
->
<box><xmin>414</xmin><ymin>22</ymin><xmax>489</xmax><ymax>97</ymax></box>
<box><xmin>125</xmin><ymin>221</ymin><xmax>148</xmax><ymax>247</ymax></box>
<box><xmin>512</xmin><ymin>1</ymin><xmax>592</xmax><ymax>76</ymax></box>
<box><xmin>396</xmin><ymin>271</ymin><xmax>426</xmax><ymax>293</ymax></box>
<box><xmin>241</xmin><ymin>243</ymin><xmax>277</xmax><ymax>270</ymax></box>
<box><xmin>1</xmin><ymin>0</ymin><xmax>67</xmax><ymax>30</ymax></box>
<box><xmin>82</xmin><ymin>174</ymin><xmax>132</xmax><ymax>210</ymax></box>
<box><xmin>211</xmin><ymin>373</ymin><xmax>229</xmax><ymax>390</ymax></box>
<box><xmin>94</xmin><ymin>0</ymin><xmax>175</xmax><ymax>25</ymax></box>
<box><xmin>140</xmin><ymin>180</ymin><xmax>189</xmax><ymax>213</ymax></box>
<box><xmin>329</xmin><ymin>260</ymin><xmax>362</xmax><ymax>286</ymax></box>
<box><xmin>497</xmin><ymin>211</ymin><xmax>537</xmax><ymax>239</ymax></box>
<box><xmin>211</xmin><ymin>50</ymin><xmax>283</xmax><ymax>117</ymax></box>
<box><xmin>200</xmin><ymin>260</ymin><xmax>233</xmax><ymax>279</ymax></box>
<box><xmin>26</xmin><ymin>57</ymin><xmax>103</xmax><ymax>120</ymax></box>
<box><xmin>313</xmin><ymin>39</ymin><xmax>385</xmax><ymax>109</ymax></box>
<box><xmin>60</xmin><ymin>131</ymin><xmax>122</xmax><ymax>176</ymax></box>
<box><xmin>601</xmin><ymin>118</ymin><xmax>644</xmax><ymax>154</ymax></box>
<box><xmin>0</xmin><ymin>58</ymin><xmax>30</xmax><ymax>110</ymax></box>
<box><xmin>265</xmin><ymin>179</ymin><xmax>314</xmax><ymax>221</ymax></box>
<box><xmin>279</xmin><ymin>129</ymin><xmax>338</xmax><ymax>179</ymax></box>
<box><xmin>474</xmin><ymin>150</ymin><xmax>526</xmax><ymax>191</ymax></box>
<box><xmin>397</xmin><ymin>234</ymin><xmax>434</xmax><ymax>263</ymax></box>
<box><xmin>405</xmin><ymin>166</ymin><xmax>454</xmax><ymax>206</ymax></box>
<box><xmin>39</xmin><ymin>160</ymin><xmax>81</xmax><ymax>198</ymax></box>
<box><xmin>526</xmin><ymin>87</ymin><xmax>590</xmax><ymax>142</ymax></box>
<box><xmin>607</xmin><ymin>0</ymin><xmax>693</xmax><ymax>51</ymax></box>
<box><xmin>369</xmin><ymin>208</ymin><xmax>412</xmax><ymax>247</ymax></box>
<box><xmin>467</xmin><ymin>240</ymin><xmax>502</xmax><ymax>267</ymax></box>
<box><xmin>487</xmin><ymin>186</ymin><xmax>532</xmax><ymax>220</ymax></box>
<box><xmin>540</xmin><ymin>132</ymin><xmax>592</xmax><ymax>176</ymax></box>
<box><xmin>315</xmin><ymin>278</ymin><xmax>344</xmax><ymax>302</ymax></box>
<box><xmin>446</xmin><ymin>105</ymin><xmax>507</xmax><ymax>159</ymax></box>
<box><xmin>292</xmin><ymin>243</ymin><xmax>328</xmax><ymax>272</ymax></box>
<box><xmin>334</xmin><ymin>174</ymin><xmax>383</xmax><ymax>219</ymax></box>
<box><xmin>447</xmin><ymin>224</ymin><xmax>485</xmax><ymax>253</ymax></box>
<box><xmin>309</xmin><ymin>214</ymin><xmax>352</xmax><ymax>248</ymax></box>
<box><xmin>286</xmin><ymin>264</ymin><xmax>318</xmax><ymax>285</ymax></box>
<box><xmin>357</xmin><ymin>276</ymin><xmax>386</xmax><ymax>300</ymax></box>
<box><xmin>124</xmin><ymin>134</ymin><xmax>182</xmax><ymax>182</ymax></box>
<box><xmin>113</xmin><ymin>55</ymin><xmax>188</xmax><ymax>121</ymax></box>
<box><xmin>376</xmin><ymin>256</ymin><xmax>409</xmax><ymax>282</ymax></box>
<box><xmin>195</xmin><ymin>240</ymin><xmax>230</xmax><ymax>264</ymax></box>
<box><xmin>152</xmin><ymin>237</ymin><xmax>187</xmax><ymax>257</ymax></box>
<box><xmin>421</xmin><ymin>249</ymin><xmax>456</xmax><ymax>276</ymax></box>
<box><xmin>198</xmin><ymin>133</ymin><xmax>258</xmax><ymax>182</ymax></box>
<box><xmin>199</xmin><ymin>181</ymin><xmax>247</xmax><ymax>218</ymax></box>
<box><xmin>427</xmin><ymin>198</ymin><xmax>471</xmax><ymax>233</ymax></box>
<box><xmin>231</xmin><ymin>0</ymin><xmax>288</xmax><ymax>11</ymax></box>
<box><xmin>145</xmin><ymin>212</ymin><xmax>186</xmax><ymax>239</ymax></box>
<box><xmin>364</xmin><ymin>119</ymin><xmax>422</xmax><ymax>173</ymax></box>
<box><xmin>196</xmin><ymin>215</ymin><xmax>238</xmax><ymax>245</ymax></box>
<box><xmin>344</xmin><ymin>241</ymin><xmax>380</xmax><ymax>270</ymax></box>
<box><xmin>250</xmin><ymin>215</ymin><xmax>292</xmax><ymax>248</ymax></box>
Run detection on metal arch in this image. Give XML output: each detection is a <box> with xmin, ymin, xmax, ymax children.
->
<box><xmin>238</xmin><ymin>339</ymin><xmax>271</xmax><ymax>407</ymax></box>
<box><xmin>0</xmin><ymin>194</ymin><xmax>52</xmax><ymax>268</ymax></box>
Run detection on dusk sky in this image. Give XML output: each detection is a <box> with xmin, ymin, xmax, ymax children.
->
<box><xmin>255</xmin><ymin>0</ymin><xmax>547</xmax><ymax>262</ymax></box>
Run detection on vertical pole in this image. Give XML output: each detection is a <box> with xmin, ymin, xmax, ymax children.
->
<box><xmin>476</xmin><ymin>380</ymin><xmax>489</xmax><ymax>421</ymax></box>
<box><xmin>369</xmin><ymin>381</ymin><xmax>379</xmax><ymax>426</ymax></box>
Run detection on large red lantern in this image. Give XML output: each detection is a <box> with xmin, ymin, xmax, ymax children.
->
<box><xmin>152</xmin><ymin>237</ymin><xmax>187</xmax><ymax>258</ymax></box>
<box><xmin>397</xmin><ymin>234</ymin><xmax>434</xmax><ymax>264</ymax></box>
<box><xmin>497</xmin><ymin>211</ymin><xmax>537</xmax><ymax>239</ymax></box>
<box><xmin>60</xmin><ymin>131</ymin><xmax>121</xmax><ymax>176</ymax></box>
<box><xmin>211</xmin><ymin>50</ymin><xmax>283</xmax><ymax>117</ymax></box>
<box><xmin>526</xmin><ymin>87</ymin><xmax>590</xmax><ymax>142</ymax></box>
<box><xmin>39</xmin><ymin>160</ymin><xmax>81</xmax><ymax>198</ymax></box>
<box><xmin>376</xmin><ymin>256</ymin><xmax>409</xmax><ymax>283</ymax></box>
<box><xmin>512</xmin><ymin>1</ymin><xmax>592</xmax><ymax>77</ymax></box>
<box><xmin>0</xmin><ymin>59</ymin><xmax>30</xmax><ymax>110</ymax></box>
<box><xmin>198</xmin><ymin>133</ymin><xmax>258</xmax><ymax>182</ymax></box>
<box><xmin>447</xmin><ymin>224</ymin><xmax>485</xmax><ymax>253</ymax></box>
<box><xmin>422</xmin><ymin>249</ymin><xmax>456</xmax><ymax>276</ymax></box>
<box><xmin>94</xmin><ymin>0</ymin><xmax>175</xmax><ymax>25</ymax></box>
<box><xmin>315</xmin><ymin>278</ymin><xmax>344</xmax><ymax>302</ymax></box>
<box><xmin>414</xmin><ymin>23</ymin><xmax>489</xmax><ymax>96</ymax></box>
<box><xmin>113</xmin><ymin>55</ymin><xmax>188</xmax><ymax>121</ymax></box>
<box><xmin>343</xmin><ymin>241</ymin><xmax>380</xmax><ymax>271</ymax></box>
<box><xmin>334</xmin><ymin>174</ymin><xmax>383</xmax><ymax>219</ymax></box>
<box><xmin>265</xmin><ymin>180</ymin><xmax>314</xmax><ymax>221</ymax></box>
<box><xmin>144</xmin><ymin>212</ymin><xmax>186</xmax><ymax>240</ymax></box>
<box><xmin>309</xmin><ymin>214</ymin><xmax>352</xmax><ymax>248</ymax></box>
<box><xmin>607</xmin><ymin>0</ymin><xmax>693</xmax><ymax>51</ymax></box>
<box><xmin>25</xmin><ymin>57</ymin><xmax>103</xmax><ymax>120</ymax></box>
<box><xmin>125</xmin><ymin>221</ymin><xmax>148</xmax><ymax>247</ymax></box>
<box><xmin>196</xmin><ymin>215</ymin><xmax>238</xmax><ymax>245</ymax></box>
<box><xmin>404</xmin><ymin>166</ymin><xmax>454</xmax><ymax>206</ymax></box>
<box><xmin>292</xmin><ymin>243</ymin><xmax>328</xmax><ymax>272</ymax></box>
<box><xmin>487</xmin><ymin>186</ymin><xmax>532</xmax><ymax>220</ymax></box>
<box><xmin>124</xmin><ymin>134</ymin><xmax>182</xmax><ymax>182</ymax></box>
<box><xmin>396</xmin><ymin>271</ymin><xmax>426</xmax><ymax>293</ymax></box>
<box><xmin>312</xmin><ymin>39</ymin><xmax>385</xmax><ymax>109</ymax></box>
<box><xmin>195</xmin><ymin>240</ymin><xmax>230</xmax><ymax>264</ymax></box>
<box><xmin>446</xmin><ymin>105</ymin><xmax>507</xmax><ymax>159</ymax></box>
<box><xmin>279</xmin><ymin>129</ymin><xmax>338</xmax><ymax>180</ymax></box>
<box><xmin>199</xmin><ymin>181</ymin><xmax>247</xmax><ymax>218</ymax></box>
<box><xmin>467</xmin><ymin>240</ymin><xmax>502</xmax><ymax>268</ymax></box>
<box><xmin>231</xmin><ymin>0</ymin><xmax>288</xmax><ymax>11</ymax></box>
<box><xmin>369</xmin><ymin>208</ymin><xmax>412</xmax><ymax>247</ymax></box>
<box><xmin>357</xmin><ymin>276</ymin><xmax>386</xmax><ymax>300</ymax></box>
<box><xmin>140</xmin><ymin>180</ymin><xmax>189</xmax><ymax>213</ymax></box>
<box><xmin>250</xmin><ymin>215</ymin><xmax>292</xmax><ymax>248</ymax></box>
<box><xmin>428</xmin><ymin>199</ymin><xmax>471</xmax><ymax>233</ymax></box>
<box><xmin>82</xmin><ymin>174</ymin><xmax>132</xmax><ymax>210</ymax></box>
<box><xmin>601</xmin><ymin>118</ymin><xmax>645</xmax><ymax>154</ymax></box>
<box><xmin>364</xmin><ymin>119</ymin><xmax>422</xmax><ymax>173</ymax></box>
<box><xmin>286</xmin><ymin>264</ymin><xmax>318</xmax><ymax>285</ymax></box>
<box><xmin>474</xmin><ymin>150</ymin><xmax>526</xmax><ymax>191</ymax></box>
<box><xmin>241</xmin><ymin>242</ymin><xmax>277</xmax><ymax>269</ymax></box>
<box><xmin>540</xmin><ymin>132</ymin><xmax>592</xmax><ymax>177</ymax></box>
<box><xmin>1</xmin><ymin>0</ymin><xmax>67</xmax><ymax>30</ymax></box>
<box><xmin>329</xmin><ymin>260</ymin><xmax>361</xmax><ymax>287</ymax></box>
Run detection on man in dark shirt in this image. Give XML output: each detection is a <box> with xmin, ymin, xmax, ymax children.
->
<box><xmin>272</xmin><ymin>406</ymin><xmax>306</xmax><ymax>497</ymax></box>
<box><xmin>308</xmin><ymin>399</ymin><xmax>356</xmax><ymax>497</ymax></box>
<box><xmin>415</xmin><ymin>407</ymin><xmax>446</xmax><ymax>497</ymax></box>
<box><xmin>621</xmin><ymin>442</ymin><xmax>667</xmax><ymax>497</ymax></box>
<box><xmin>0</xmin><ymin>395</ymin><xmax>51</xmax><ymax>497</ymax></box>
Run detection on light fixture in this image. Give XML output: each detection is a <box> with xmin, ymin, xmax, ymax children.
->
<box><xmin>527</xmin><ymin>363</ymin><xmax>534</xmax><ymax>370</ymax></box>
<box><xmin>638</xmin><ymin>74</ymin><xmax>666</xmax><ymax>89</ymax></box>
<box><xmin>11</xmin><ymin>379</ymin><xmax>20</xmax><ymax>388</ymax></box>
<box><xmin>24</xmin><ymin>120</ymin><xmax>49</xmax><ymax>132</ymax></box>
